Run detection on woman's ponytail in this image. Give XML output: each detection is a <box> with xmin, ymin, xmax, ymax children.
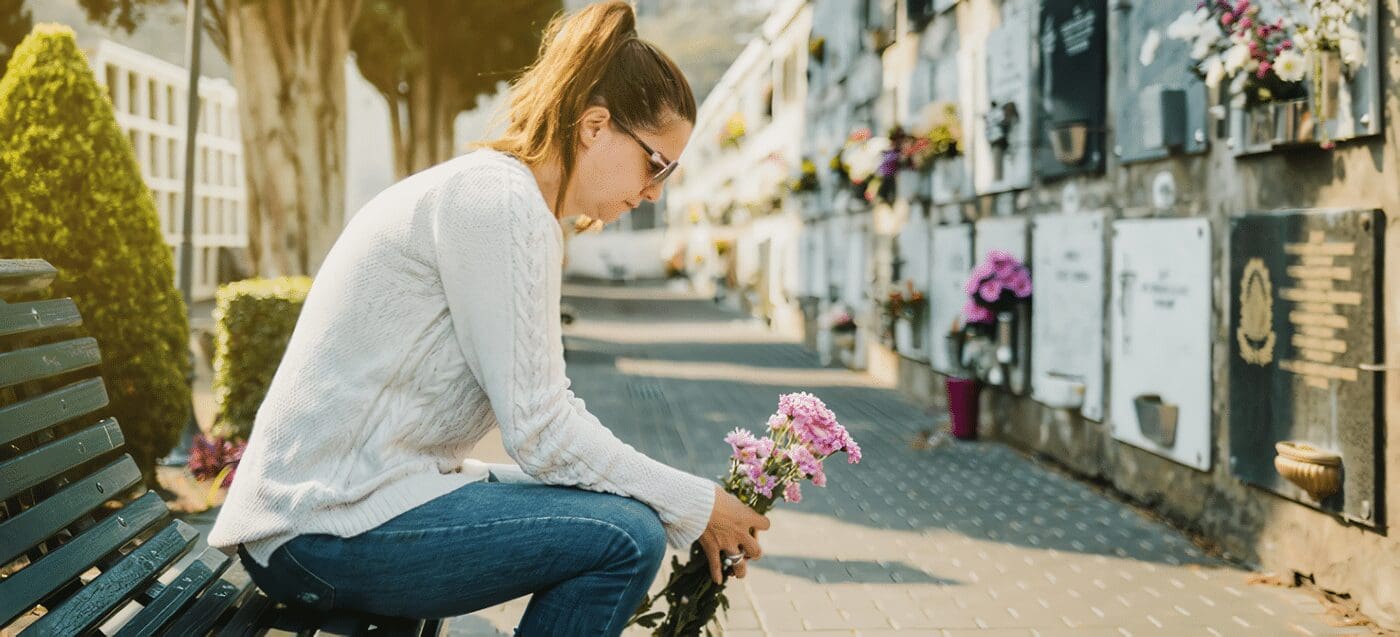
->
<box><xmin>484</xmin><ymin>1</ymin><xmax>696</xmax><ymax>214</ymax></box>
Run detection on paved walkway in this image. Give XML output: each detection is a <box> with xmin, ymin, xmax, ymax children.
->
<box><xmin>444</xmin><ymin>281</ymin><xmax>1364</xmax><ymax>636</ymax></box>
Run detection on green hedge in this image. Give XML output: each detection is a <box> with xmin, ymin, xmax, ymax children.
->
<box><xmin>212</xmin><ymin>277</ymin><xmax>312</xmax><ymax>440</ymax></box>
<box><xmin>0</xmin><ymin>25</ymin><xmax>191</xmax><ymax>485</ymax></box>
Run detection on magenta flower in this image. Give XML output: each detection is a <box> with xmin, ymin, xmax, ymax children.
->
<box><xmin>978</xmin><ymin>279</ymin><xmax>1004</xmax><ymax>303</ymax></box>
<box><xmin>783</xmin><ymin>482</ymin><xmax>803</xmax><ymax>503</ymax></box>
<box><xmin>811</xmin><ymin>468</ymin><xmax>827</xmax><ymax>487</ymax></box>
<box><xmin>962</xmin><ymin>298</ymin><xmax>995</xmax><ymax>324</ymax></box>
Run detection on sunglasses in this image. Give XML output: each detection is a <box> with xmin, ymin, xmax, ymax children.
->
<box><xmin>613</xmin><ymin>121</ymin><xmax>679</xmax><ymax>184</ymax></box>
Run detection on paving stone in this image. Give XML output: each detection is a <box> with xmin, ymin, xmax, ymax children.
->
<box><xmin>439</xmin><ymin>283</ymin><xmax>1368</xmax><ymax>636</ymax></box>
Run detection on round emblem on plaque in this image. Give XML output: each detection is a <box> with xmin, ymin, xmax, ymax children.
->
<box><xmin>1237</xmin><ymin>258</ymin><xmax>1276</xmax><ymax>366</ymax></box>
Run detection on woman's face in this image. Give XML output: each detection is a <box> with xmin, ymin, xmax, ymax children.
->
<box><xmin>572</xmin><ymin>106</ymin><xmax>691</xmax><ymax>225</ymax></box>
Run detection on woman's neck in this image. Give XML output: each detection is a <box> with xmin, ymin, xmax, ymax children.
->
<box><xmin>528</xmin><ymin>157</ymin><xmax>567</xmax><ymax>221</ymax></box>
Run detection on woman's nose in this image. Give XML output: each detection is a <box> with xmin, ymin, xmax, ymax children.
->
<box><xmin>642</xmin><ymin>182</ymin><xmax>663</xmax><ymax>202</ymax></box>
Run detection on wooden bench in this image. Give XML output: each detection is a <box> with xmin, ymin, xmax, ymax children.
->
<box><xmin>0</xmin><ymin>259</ymin><xmax>444</xmax><ymax>636</ymax></box>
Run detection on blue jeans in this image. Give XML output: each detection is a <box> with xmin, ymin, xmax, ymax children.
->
<box><xmin>237</xmin><ymin>478</ymin><xmax>670</xmax><ymax>637</ymax></box>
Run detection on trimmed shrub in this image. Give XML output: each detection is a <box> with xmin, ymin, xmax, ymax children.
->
<box><xmin>212</xmin><ymin>277</ymin><xmax>312</xmax><ymax>440</ymax></box>
<box><xmin>0</xmin><ymin>24</ymin><xmax>190</xmax><ymax>485</ymax></box>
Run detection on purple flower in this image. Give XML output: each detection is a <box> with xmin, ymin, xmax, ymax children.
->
<box><xmin>783</xmin><ymin>482</ymin><xmax>803</xmax><ymax>503</ymax></box>
<box><xmin>845</xmin><ymin>437</ymin><xmax>862</xmax><ymax>464</ymax></box>
<box><xmin>876</xmin><ymin>149</ymin><xmax>900</xmax><ymax>178</ymax></box>
<box><xmin>811</xmin><ymin>468</ymin><xmax>828</xmax><ymax>487</ymax></box>
<box><xmin>962</xmin><ymin>299</ymin><xmax>995</xmax><ymax>324</ymax></box>
<box><xmin>978</xmin><ymin>279</ymin><xmax>1004</xmax><ymax>303</ymax></box>
<box><xmin>964</xmin><ymin>262</ymin><xmax>996</xmax><ymax>295</ymax></box>
<box><xmin>767</xmin><ymin>413</ymin><xmax>788</xmax><ymax>431</ymax></box>
<box><xmin>1007</xmin><ymin>273</ymin><xmax>1033</xmax><ymax>298</ymax></box>
<box><xmin>753</xmin><ymin>437</ymin><xmax>776</xmax><ymax>460</ymax></box>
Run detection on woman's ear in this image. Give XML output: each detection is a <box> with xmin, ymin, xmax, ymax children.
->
<box><xmin>577</xmin><ymin>106</ymin><xmax>611</xmax><ymax>149</ymax></box>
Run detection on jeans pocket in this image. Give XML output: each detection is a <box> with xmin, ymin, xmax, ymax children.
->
<box><xmin>238</xmin><ymin>542</ymin><xmax>338</xmax><ymax>612</ymax></box>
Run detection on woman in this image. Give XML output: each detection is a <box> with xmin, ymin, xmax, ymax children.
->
<box><xmin>207</xmin><ymin>3</ymin><xmax>770</xmax><ymax>634</ymax></box>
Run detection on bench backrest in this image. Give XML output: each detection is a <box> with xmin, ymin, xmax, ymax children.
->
<box><xmin>0</xmin><ymin>258</ymin><xmax>203</xmax><ymax>635</ymax></box>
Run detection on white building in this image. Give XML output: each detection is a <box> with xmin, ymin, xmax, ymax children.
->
<box><xmin>91</xmin><ymin>39</ymin><xmax>246</xmax><ymax>302</ymax></box>
<box><xmin>664</xmin><ymin>0</ymin><xmax>811</xmax><ymax>332</ymax></box>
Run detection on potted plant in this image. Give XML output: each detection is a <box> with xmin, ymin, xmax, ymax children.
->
<box><xmin>823</xmin><ymin>303</ymin><xmax>858</xmax><ymax>352</ymax></box>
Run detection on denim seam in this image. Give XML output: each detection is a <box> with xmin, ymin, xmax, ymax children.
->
<box><xmin>278</xmin><ymin>542</ymin><xmax>337</xmax><ymax>609</ymax></box>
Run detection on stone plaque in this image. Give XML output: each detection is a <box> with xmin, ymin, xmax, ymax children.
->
<box><xmin>973</xmin><ymin>216</ymin><xmax>1028</xmax><ymax>262</ymax></box>
<box><xmin>929</xmin><ymin>224</ymin><xmax>973</xmax><ymax>374</ymax></box>
<box><xmin>1113</xmin><ymin>0</ymin><xmax>1209</xmax><ymax>162</ymax></box>
<box><xmin>1228</xmin><ymin>209</ymin><xmax>1383</xmax><ymax>526</ymax></box>
<box><xmin>1031</xmin><ymin>213</ymin><xmax>1105</xmax><ymax>420</ymax></box>
<box><xmin>1035</xmin><ymin>0</ymin><xmax>1106</xmax><ymax>178</ymax></box>
<box><xmin>975</xmin><ymin>0</ymin><xmax>1033</xmax><ymax>194</ymax></box>
<box><xmin>1110</xmin><ymin>218</ymin><xmax>1212</xmax><ymax>470</ymax></box>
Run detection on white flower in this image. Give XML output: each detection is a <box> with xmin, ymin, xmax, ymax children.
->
<box><xmin>1223</xmin><ymin>44</ymin><xmax>1251</xmax><ymax>74</ymax></box>
<box><xmin>1140</xmin><ymin>29</ymin><xmax>1161</xmax><ymax>67</ymax></box>
<box><xmin>1273</xmin><ymin>50</ymin><xmax>1307</xmax><ymax>82</ymax></box>
<box><xmin>1191</xmin><ymin>35</ymin><xmax>1215</xmax><ymax>61</ymax></box>
<box><xmin>1202</xmin><ymin>55</ymin><xmax>1226</xmax><ymax>88</ymax></box>
<box><xmin>1166</xmin><ymin>11</ymin><xmax>1202</xmax><ymax>41</ymax></box>
<box><xmin>1339</xmin><ymin>34</ymin><xmax>1365</xmax><ymax>69</ymax></box>
<box><xmin>844</xmin><ymin>138</ymin><xmax>888</xmax><ymax>183</ymax></box>
<box><xmin>1229</xmin><ymin>71</ymin><xmax>1248</xmax><ymax>97</ymax></box>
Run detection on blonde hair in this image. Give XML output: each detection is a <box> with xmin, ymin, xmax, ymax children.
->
<box><xmin>482</xmin><ymin>1</ymin><xmax>696</xmax><ymax>217</ymax></box>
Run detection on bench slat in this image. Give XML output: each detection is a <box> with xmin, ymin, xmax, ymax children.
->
<box><xmin>0</xmin><ymin>378</ymin><xmax>110</xmax><ymax>447</ymax></box>
<box><xmin>161</xmin><ymin>575</ymin><xmax>256</xmax><ymax>635</ymax></box>
<box><xmin>0</xmin><ymin>299</ymin><xmax>82</xmax><ymax>338</ymax></box>
<box><xmin>111</xmin><ymin>545</ymin><xmax>232</xmax><ymax>637</ymax></box>
<box><xmin>0</xmin><ymin>260</ymin><xmax>57</xmax><ymax>297</ymax></box>
<box><xmin>20</xmin><ymin>520</ymin><xmax>198</xmax><ymax>637</ymax></box>
<box><xmin>215</xmin><ymin>590</ymin><xmax>274</xmax><ymax>637</ymax></box>
<box><xmin>0</xmin><ymin>418</ymin><xmax>125</xmax><ymax>501</ymax></box>
<box><xmin>0</xmin><ymin>456</ymin><xmax>141</xmax><ymax>566</ymax></box>
<box><xmin>0</xmin><ymin>337</ymin><xmax>102</xmax><ymax>389</ymax></box>
<box><xmin>0</xmin><ymin>491</ymin><xmax>168</xmax><ymax>626</ymax></box>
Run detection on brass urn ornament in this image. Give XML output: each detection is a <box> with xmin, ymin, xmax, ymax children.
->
<box><xmin>1273</xmin><ymin>441</ymin><xmax>1342</xmax><ymax>501</ymax></box>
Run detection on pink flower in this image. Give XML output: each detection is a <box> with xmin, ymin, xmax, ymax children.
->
<box><xmin>753</xmin><ymin>473</ymin><xmax>778</xmax><ymax>498</ymax></box>
<box><xmin>978</xmin><ymin>279</ymin><xmax>1004</xmax><ymax>303</ymax></box>
<box><xmin>962</xmin><ymin>299</ymin><xmax>995</xmax><ymax>324</ymax></box>
<box><xmin>1256</xmin><ymin>62</ymin><xmax>1271</xmax><ymax>79</ymax></box>
<box><xmin>767</xmin><ymin>413</ymin><xmax>788</xmax><ymax>431</ymax></box>
<box><xmin>783</xmin><ymin>482</ymin><xmax>803</xmax><ymax>503</ymax></box>
<box><xmin>753</xmin><ymin>437</ymin><xmax>776</xmax><ymax>460</ymax></box>
<box><xmin>1237</xmin><ymin>16</ymin><xmax>1252</xmax><ymax>30</ymax></box>
<box><xmin>811</xmin><ymin>469</ymin><xmax>828</xmax><ymax>487</ymax></box>
<box><xmin>725</xmin><ymin>428</ymin><xmax>757</xmax><ymax>454</ymax></box>
<box><xmin>1220</xmin><ymin>12</ymin><xmax>1233</xmax><ymax>26</ymax></box>
<box><xmin>845</xmin><ymin>438</ymin><xmax>862</xmax><ymax>464</ymax></box>
<box><xmin>787</xmin><ymin>444</ymin><xmax>821</xmax><ymax>476</ymax></box>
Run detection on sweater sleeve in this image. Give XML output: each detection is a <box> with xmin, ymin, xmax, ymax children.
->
<box><xmin>428</xmin><ymin>165</ymin><xmax>717</xmax><ymax>549</ymax></box>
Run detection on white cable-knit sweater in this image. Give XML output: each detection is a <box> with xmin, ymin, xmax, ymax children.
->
<box><xmin>208</xmin><ymin>149</ymin><xmax>718</xmax><ymax>567</ymax></box>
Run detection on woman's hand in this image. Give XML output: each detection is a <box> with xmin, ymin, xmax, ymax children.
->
<box><xmin>698</xmin><ymin>484</ymin><xmax>771</xmax><ymax>585</ymax></box>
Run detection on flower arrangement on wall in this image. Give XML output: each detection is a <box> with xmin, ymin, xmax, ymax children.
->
<box><xmin>903</xmin><ymin>101</ymin><xmax>964</xmax><ymax>170</ymax></box>
<box><xmin>1167</xmin><ymin>0</ymin><xmax>1305</xmax><ymax>108</ymax></box>
<box><xmin>836</xmin><ymin>127</ymin><xmax>898</xmax><ymax>205</ymax></box>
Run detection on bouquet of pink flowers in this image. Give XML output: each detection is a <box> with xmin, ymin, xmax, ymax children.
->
<box><xmin>960</xmin><ymin>249</ymin><xmax>1032</xmax><ymax>325</ymax></box>
<box><xmin>628</xmin><ymin>392</ymin><xmax>862</xmax><ymax>636</ymax></box>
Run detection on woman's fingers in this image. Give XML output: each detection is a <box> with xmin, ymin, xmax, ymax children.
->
<box><xmin>699</xmin><ymin>532</ymin><xmax>723</xmax><ymax>585</ymax></box>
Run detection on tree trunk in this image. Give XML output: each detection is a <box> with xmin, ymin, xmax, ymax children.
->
<box><xmin>226</xmin><ymin>0</ymin><xmax>358</xmax><ymax>277</ymax></box>
<box><xmin>386</xmin><ymin>62</ymin><xmax>464</xmax><ymax>180</ymax></box>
